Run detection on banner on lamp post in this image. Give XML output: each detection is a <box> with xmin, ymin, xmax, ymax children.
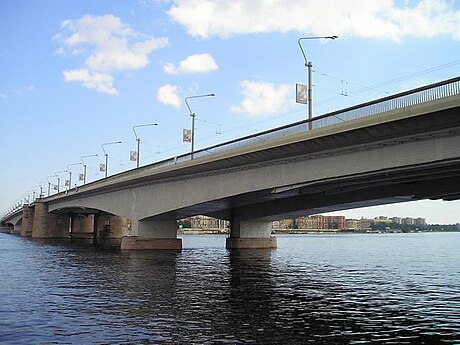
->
<box><xmin>130</xmin><ymin>151</ymin><xmax>138</xmax><ymax>162</ymax></box>
<box><xmin>99</xmin><ymin>164</ymin><xmax>106</xmax><ymax>172</ymax></box>
<box><xmin>296</xmin><ymin>83</ymin><xmax>308</xmax><ymax>104</ymax></box>
<box><xmin>183</xmin><ymin>129</ymin><xmax>192</xmax><ymax>143</ymax></box>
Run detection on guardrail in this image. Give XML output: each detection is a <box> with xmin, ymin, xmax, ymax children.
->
<box><xmin>1</xmin><ymin>202</ymin><xmax>26</xmax><ymax>221</ymax></box>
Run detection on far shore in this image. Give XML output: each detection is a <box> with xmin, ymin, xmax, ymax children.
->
<box><xmin>178</xmin><ymin>228</ymin><xmax>459</xmax><ymax>235</ymax></box>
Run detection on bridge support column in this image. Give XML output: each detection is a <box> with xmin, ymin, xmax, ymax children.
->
<box><xmin>226</xmin><ymin>220</ymin><xmax>277</xmax><ymax>249</ymax></box>
<box><xmin>20</xmin><ymin>205</ymin><xmax>34</xmax><ymax>237</ymax></box>
<box><xmin>32</xmin><ymin>202</ymin><xmax>69</xmax><ymax>239</ymax></box>
<box><xmin>95</xmin><ymin>214</ymin><xmax>130</xmax><ymax>247</ymax></box>
<box><xmin>70</xmin><ymin>215</ymin><xmax>95</xmax><ymax>243</ymax></box>
<box><xmin>121</xmin><ymin>220</ymin><xmax>181</xmax><ymax>250</ymax></box>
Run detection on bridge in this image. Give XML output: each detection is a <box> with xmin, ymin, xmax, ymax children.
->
<box><xmin>2</xmin><ymin>77</ymin><xmax>460</xmax><ymax>249</ymax></box>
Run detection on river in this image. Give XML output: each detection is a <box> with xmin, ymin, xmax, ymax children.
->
<box><xmin>0</xmin><ymin>232</ymin><xmax>459</xmax><ymax>344</ymax></box>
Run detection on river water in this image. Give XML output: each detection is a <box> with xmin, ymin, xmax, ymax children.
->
<box><xmin>0</xmin><ymin>232</ymin><xmax>459</xmax><ymax>344</ymax></box>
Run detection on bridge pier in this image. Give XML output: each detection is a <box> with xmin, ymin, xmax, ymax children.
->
<box><xmin>121</xmin><ymin>219</ymin><xmax>182</xmax><ymax>250</ymax></box>
<box><xmin>20</xmin><ymin>205</ymin><xmax>34</xmax><ymax>237</ymax></box>
<box><xmin>70</xmin><ymin>214</ymin><xmax>95</xmax><ymax>243</ymax></box>
<box><xmin>94</xmin><ymin>214</ymin><xmax>130</xmax><ymax>247</ymax></box>
<box><xmin>226</xmin><ymin>220</ymin><xmax>277</xmax><ymax>249</ymax></box>
<box><xmin>32</xmin><ymin>202</ymin><xmax>70</xmax><ymax>239</ymax></box>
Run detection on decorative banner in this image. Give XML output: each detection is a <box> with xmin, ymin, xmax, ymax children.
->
<box><xmin>99</xmin><ymin>163</ymin><xmax>106</xmax><ymax>172</ymax></box>
<box><xmin>130</xmin><ymin>151</ymin><xmax>138</xmax><ymax>161</ymax></box>
<box><xmin>183</xmin><ymin>129</ymin><xmax>191</xmax><ymax>143</ymax></box>
<box><xmin>65</xmin><ymin>180</ymin><xmax>70</xmax><ymax>187</ymax></box>
<box><xmin>296</xmin><ymin>83</ymin><xmax>308</xmax><ymax>104</ymax></box>
<box><xmin>53</xmin><ymin>185</ymin><xmax>58</xmax><ymax>190</ymax></box>
<box><xmin>79</xmin><ymin>174</ymin><xmax>85</xmax><ymax>181</ymax></box>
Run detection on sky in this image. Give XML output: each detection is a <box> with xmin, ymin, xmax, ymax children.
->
<box><xmin>1</xmin><ymin>0</ymin><xmax>460</xmax><ymax>224</ymax></box>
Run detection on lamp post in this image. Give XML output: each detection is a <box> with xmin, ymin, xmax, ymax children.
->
<box><xmin>53</xmin><ymin>170</ymin><xmax>67</xmax><ymax>193</ymax></box>
<box><xmin>46</xmin><ymin>175</ymin><xmax>56</xmax><ymax>196</ymax></box>
<box><xmin>101</xmin><ymin>141</ymin><xmax>122</xmax><ymax>178</ymax></box>
<box><xmin>67</xmin><ymin>163</ymin><xmax>82</xmax><ymax>190</ymax></box>
<box><xmin>81</xmin><ymin>154</ymin><xmax>98</xmax><ymax>184</ymax></box>
<box><xmin>298</xmin><ymin>35</ymin><xmax>338</xmax><ymax>129</ymax></box>
<box><xmin>132</xmin><ymin>123</ymin><xmax>158</xmax><ymax>168</ymax></box>
<box><xmin>38</xmin><ymin>181</ymin><xmax>47</xmax><ymax>198</ymax></box>
<box><xmin>185</xmin><ymin>93</ymin><xmax>215</xmax><ymax>158</ymax></box>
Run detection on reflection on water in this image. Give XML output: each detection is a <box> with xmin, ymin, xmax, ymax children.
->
<box><xmin>0</xmin><ymin>233</ymin><xmax>459</xmax><ymax>344</ymax></box>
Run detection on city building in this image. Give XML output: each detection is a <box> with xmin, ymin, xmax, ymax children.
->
<box><xmin>180</xmin><ymin>214</ymin><xmax>426</xmax><ymax>233</ymax></box>
<box><xmin>189</xmin><ymin>215</ymin><xmax>229</xmax><ymax>230</ymax></box>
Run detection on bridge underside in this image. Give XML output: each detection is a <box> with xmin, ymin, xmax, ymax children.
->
<box><xmin>148</xmin><ymin>159</ymin><xmax>460</xmax><ymax>222</ymax></box>
<box><xmin>141</xmin><ymin>104</ymin><xmax>460</xmax><ymax>223</ymax></box>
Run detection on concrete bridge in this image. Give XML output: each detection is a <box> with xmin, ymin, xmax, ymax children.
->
<box><xmin>2</xmin><ymin>77</ymin><xmax>460</xmax><ymax>249</ymax></box>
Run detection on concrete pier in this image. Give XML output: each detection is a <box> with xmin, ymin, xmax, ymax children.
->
<box><xmin>94</xmin><ymin>214</ymin><xmax>130</xmax><ymax>247</ymax></box>
<box><xmin>121</xmin><ymin>219</ymin><xmax>182</xmax><ymax>250</ymax></box>
<box><xmin>70</xmin><ymin>214</ymin><xmax>96</xmax><ymax>243</ymax></box>
<box><xmin>226</xmin><ymin>220</ymin><xmax>277</xmax><ymax>249</ymax></box>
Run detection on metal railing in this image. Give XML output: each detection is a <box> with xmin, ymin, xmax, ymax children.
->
<box><xmin>1</xmin><ymin>201</ymin><xmax>26</xmax><ymax>221</ymax></box>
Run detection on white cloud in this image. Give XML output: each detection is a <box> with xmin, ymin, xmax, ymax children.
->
<box><xmin>0</xmin><ymin>92</ymin><xmax>6</xmax><ymax>100</ymax></box>
<box><xmin>392</xmin><ymin>0</ymin><xmax>460</xmax><ymax>40</ymax></box>
<box><xmin>157</xmin><ymin>84</ymin><xmax>181</xmax><ymax>108</ymax></box>
<box><xmin>55</xmin><ymin>14</ymin><xmax>169</xmax><ymax>95</ymax></box>
<box><xmin>168</xmin><ymin>0</ymin><xmax>460</xmax><ymax>41</ymax></box>
<box><xmin>231</xmin><ymin>80</ymin><xmax>293</xmax><ymax>117</ymax></box>
<box><xmin>164</xmin><ymin>53</ymin><xmax>218</xmax><ymax>75</ymax></box>
<box><xmin>63</xmin><ymin>69</ymin><xmax>118</xmax><ymax>95</ymax></box>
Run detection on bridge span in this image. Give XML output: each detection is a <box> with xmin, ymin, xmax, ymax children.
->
<box><xmin>2</xmin><ymin>77</ymin><xmax>460</xmax><ymax>249</ymax></box>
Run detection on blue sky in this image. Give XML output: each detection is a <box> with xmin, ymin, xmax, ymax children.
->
<box><xmin>1</xmin><ymin>0</ymin><xmax>460</xmax><ymax>223</ymax></box>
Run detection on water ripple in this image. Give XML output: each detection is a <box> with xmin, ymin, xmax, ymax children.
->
<box><xmin>0</xmin><ymin>233</ymin><xmax>459</xmax><ymax>344</ymax></box>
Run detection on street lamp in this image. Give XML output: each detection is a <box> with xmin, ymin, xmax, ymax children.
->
<box><xmin>298</xmin><ymin>35</ymin><xmax>338</xmax><ymax>129</ymax></box>
<box><xmin>38</xmin><ymin>181</ymin><xmax>47</xmax><ymax>198</ymax></box>
<box><xmin>66</xmin><ymin>163</ymin><xmax>82</xmax><ymax>190</ymax></box>
<box><xmin>101</xmin><ymin>141</ymin><xmax>122</xmax><ymax>178</ymax></box>
<box><xmin>81</xmin><ymin>154</ymin><xmax>98</xmax><ymax>185</ymax></box>
<box><xmin>132</xmin><ymin>123</ymin><xmax>158</xmax><ymax>168</ymax></box>
<box><xmin>46</xmin><ymin>175</ymin><xmax>56</xmax><ymax>196</ymax></box>
<box><xmin>53</xmin><ymin>170</ymin><xmax>67</xmax><ymax>193</ymax></box>
<box><xmin>29</xmin><ymin>189</ymin><xmax>36</xmax><ymax>202</ymax></box>
<box><xmin>185</xmin><ymin>93</ymin><xmax>215</xmax><ymax>158</ymax></box>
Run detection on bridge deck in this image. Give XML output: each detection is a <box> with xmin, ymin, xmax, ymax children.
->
<box><xmin>2</xmin><ymin>77</ymin><xmax>460</xmax><ymax>223</ymax></box>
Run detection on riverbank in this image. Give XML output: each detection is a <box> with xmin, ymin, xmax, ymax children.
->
<box><xmin>179</xmin><ymin>228</ymin><xmax>460</xmax><ymax>235</ymax></box>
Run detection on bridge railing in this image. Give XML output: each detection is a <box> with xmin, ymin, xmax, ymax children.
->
<box><xmin>1</xmin><ymin>201</ymin><xmax>26</xmax><ymax>221</ymax></box>
<box><xmin>147</xmin><ymin>76</ymin><xmax>460</xmax><ymax>168</ymax></box>
<box><xmin>312</xmin><ymin>76</ymin><xmax>460</xmax><ymax>129</ymax></box>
